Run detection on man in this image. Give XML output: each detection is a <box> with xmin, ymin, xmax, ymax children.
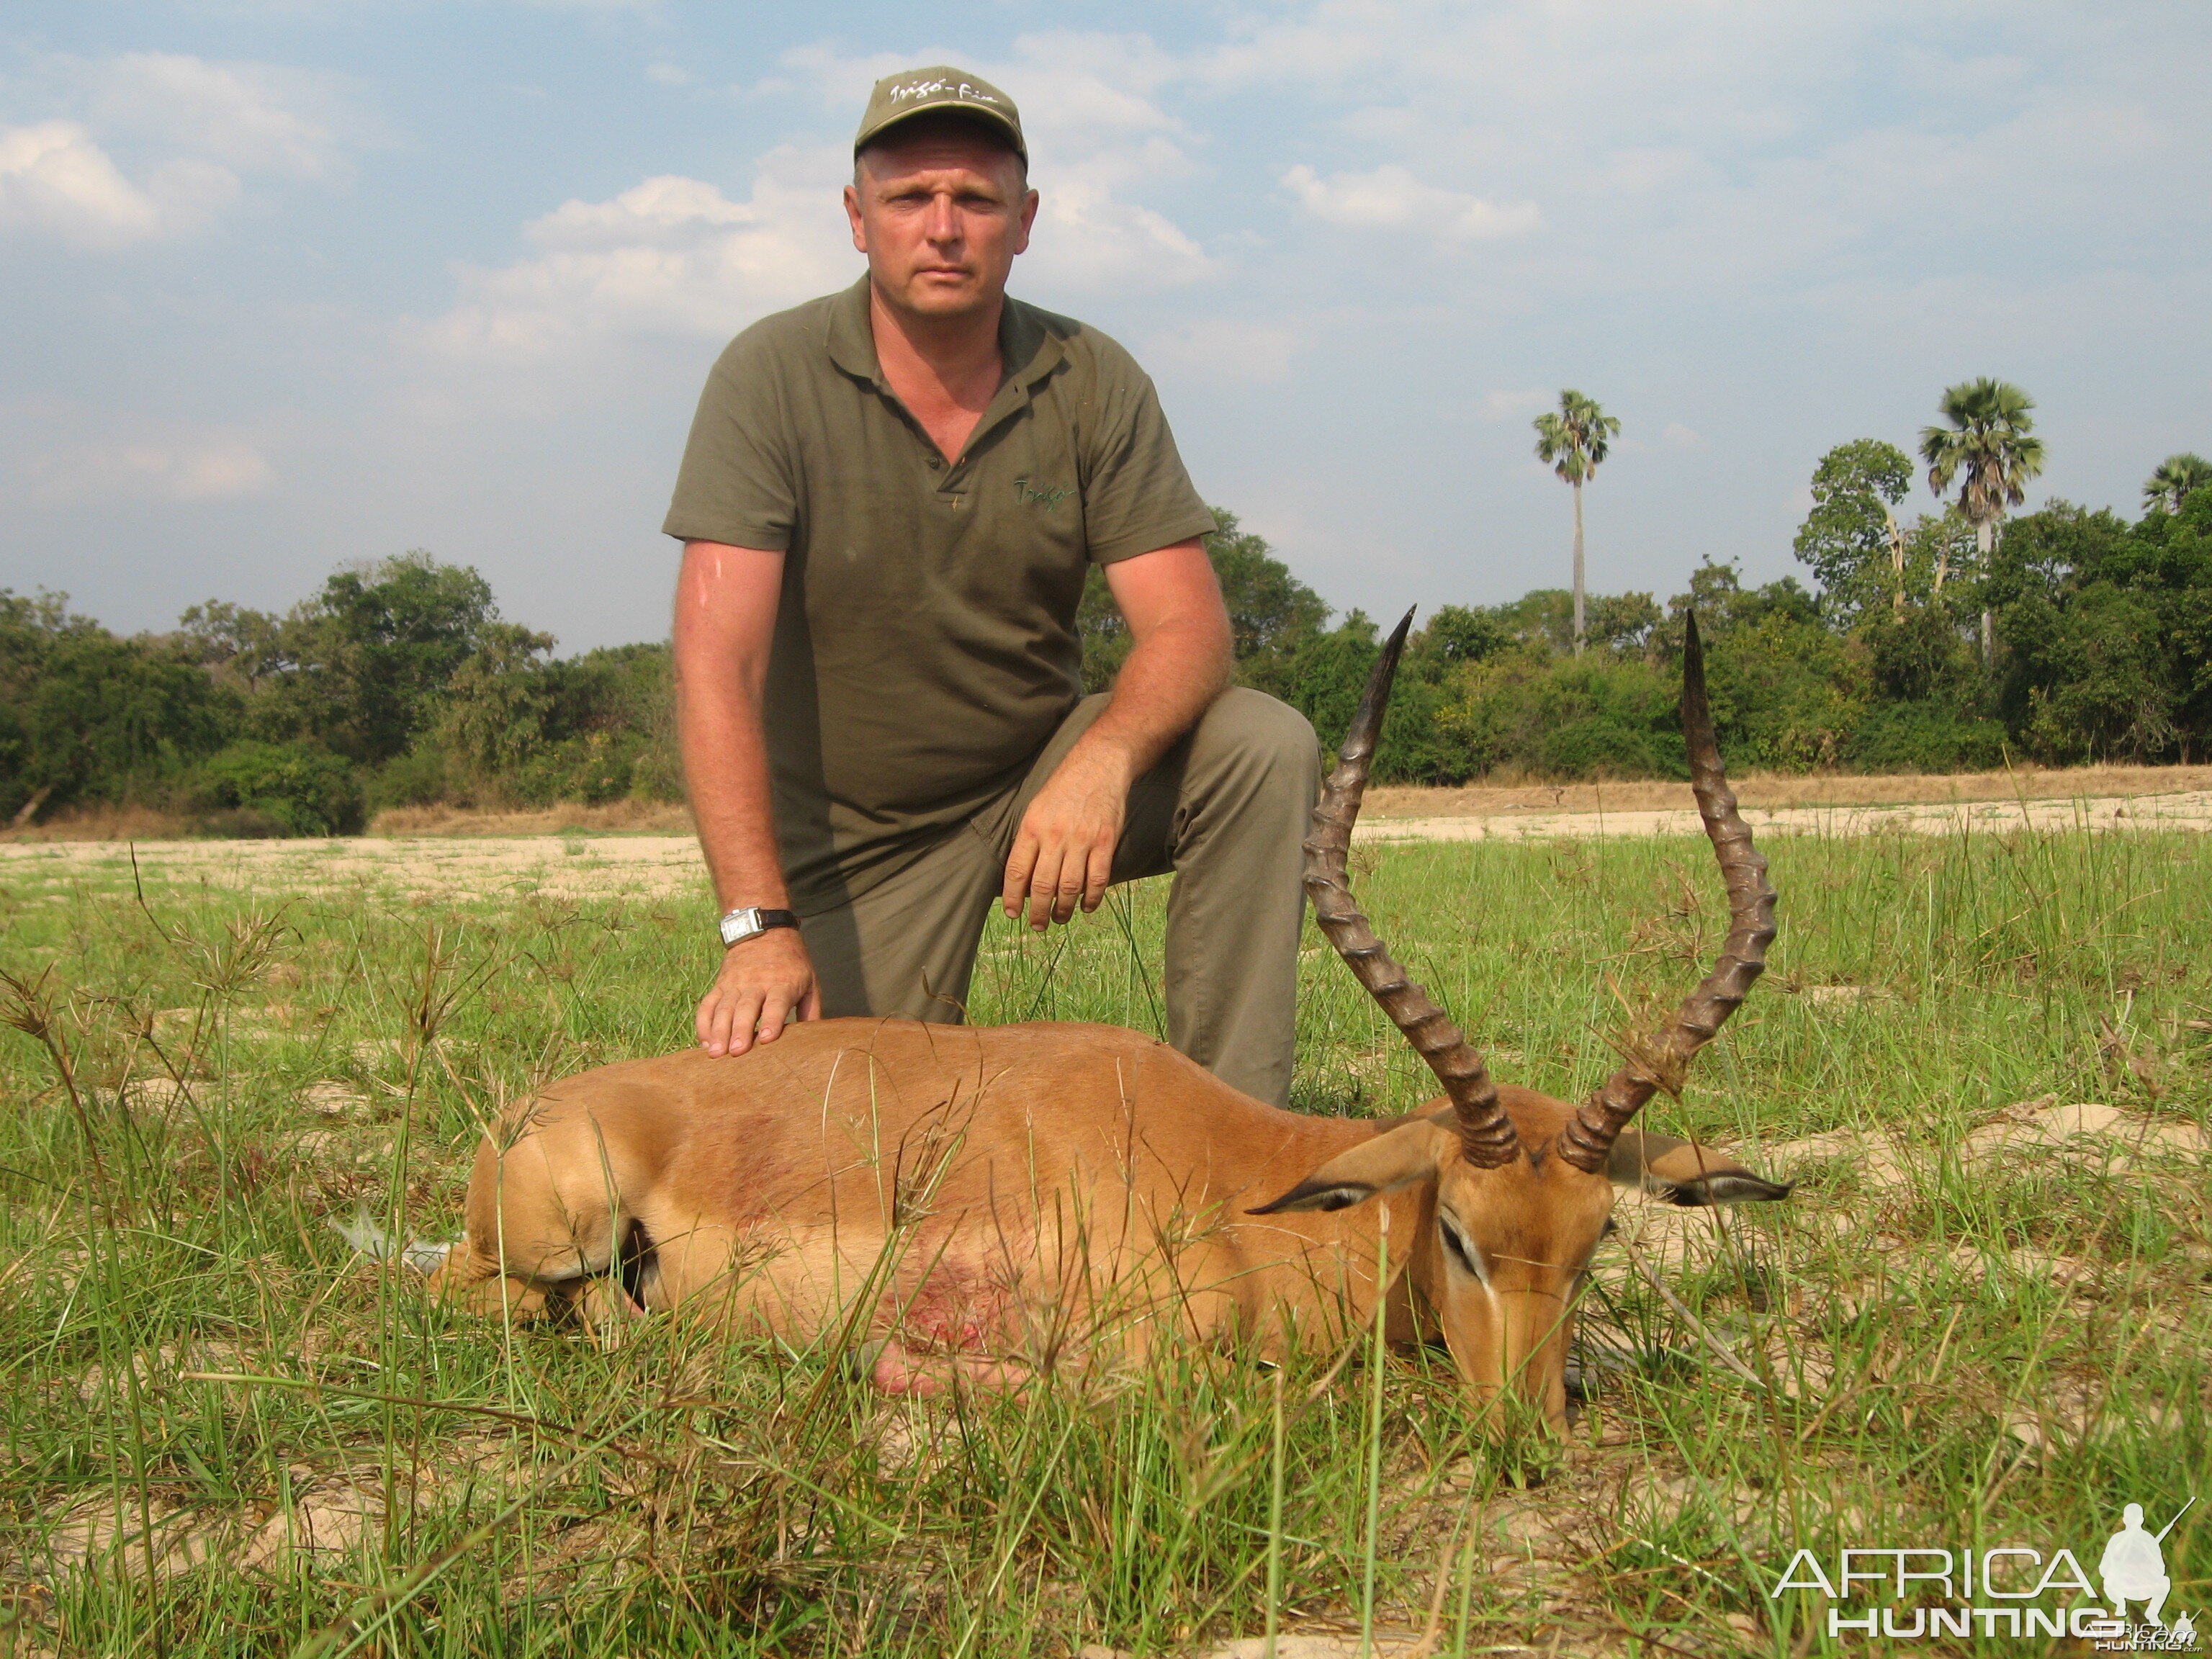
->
<box><xmin>2100</xmin><ymin>1503</ymin><xmax>2173</xmax><ymax>1627</ymax></box>
<box><xmin>662</xmin><ymin>66</ymin><xmax>1318</xmax><ymax>1106</ymax></box>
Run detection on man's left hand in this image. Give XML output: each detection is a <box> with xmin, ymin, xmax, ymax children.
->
<box><xmin>1002</xmin><ymin>744</ymin><xmax>1130</xmax><ymax>930</ymax></box>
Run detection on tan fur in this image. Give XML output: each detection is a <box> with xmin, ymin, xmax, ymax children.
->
<box><xmin>428</xmin><ymin>1017</ymin><xmax>1782</xmax><ymax>1426</ymax></box>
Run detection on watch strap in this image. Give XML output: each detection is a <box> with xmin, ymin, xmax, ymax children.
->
<box><xmin>718</xmin><ymin>906</ymin><xmax>801</xmax><ymax>947</ymax></box>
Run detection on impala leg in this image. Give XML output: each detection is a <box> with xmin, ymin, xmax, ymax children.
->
<box><xmin>570</xmin><ymin>1274</ymin><xmax>650</xmax><ymax>1341</ymax></box>
<box><xmin>423</xmin><ymin>1250</ymin><xmax>554</xmax><ymax>1319</ymax></box>
<box><xmin>855</xmin><ymin>1337</ymin><xmax>1035</xmax><ymax>1398</ymax></box>
<box><xmin>431</xmin><ymin>1107</ymin><xmax>641</xmax><ymax>1319</ymax></box>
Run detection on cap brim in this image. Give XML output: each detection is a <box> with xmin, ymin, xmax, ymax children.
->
<box><xmin>855</xmin><ymin>103</ymin><xmax>1026</xmax><ymax>163</ymax></box>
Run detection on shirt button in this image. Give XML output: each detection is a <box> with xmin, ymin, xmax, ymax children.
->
<box><xmin>928</xmin><ymin>458</ymin><xmax>942</xmax><ymax>470</ymax></box>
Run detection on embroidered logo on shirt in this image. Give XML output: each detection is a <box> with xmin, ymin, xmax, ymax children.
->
<box><xmin>1012</xmin><ymin>477</ymin><xmax>1074</xmax><ymax>511</ymax></box>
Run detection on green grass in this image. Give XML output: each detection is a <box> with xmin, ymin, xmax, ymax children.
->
<box><xmin>0</xmin><ymin>823</ymin><xmax>2206</xmax><ymax>1655</ymax></box>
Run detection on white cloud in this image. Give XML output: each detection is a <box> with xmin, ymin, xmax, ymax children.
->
<box><xmin>1282</xmin><ymin>163</ymin><xmax>1539</xmax><ymax>240</ymax></box>
<box><xmin>90</xmin><ymin>53</ymin><xmax>343</xmax><ymax>180</ymax></box>
<box><xmin>426</xmin><ymin>148</ymin><xmax>856</xmax><ymax>357</ymax></box>
<box><xmin>1198</xmin><ymin>0</ymin><xmax>2206</xmax><ymax>308</ymax></box>
<box><xmin>0</xmin><ymin>122</ymin><xmax>159</xmax><ymax>243</ymax></box>
<box><xmin>1020</xmin><ymin>176</ymin><xmax>1212</xmax><ymax>295</ymax></box>
<box><xmin>1143</xmin><ymin>318</ymin><xmax>1300</xmax><ymax>385</ymax></box>
<box><xmin>0</xmin><ymin>53</ymin><xmax>354</xmax><ymax>248</ymax></box>
<box><xmin>0</xmin><ymin>120</ymin><xmax>238</xmax><ymax>247</ymax></box>
<box><xmin>646</xmin><ymin>63</ymin><xmax>693</xmax><ymax>86</ymax></box>
<box><xmin>1661</xmin><ymin>421</ymin><xmax>1706</xmax><ymax>450</ymax></box>
<box><xmin>12</xmin><ymin>435</ymin><xmax>275</xmax><ymax>503</ymax></box>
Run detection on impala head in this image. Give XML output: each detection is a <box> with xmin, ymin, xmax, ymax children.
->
<box><xmin>1253</xmin><ymin>609</ymin><xmax>1786</xmax><ymax>1432</ymax></box>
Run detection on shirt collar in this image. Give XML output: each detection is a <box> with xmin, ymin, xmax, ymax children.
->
<box><xmin>824</xmin><ymin>275</ymin><xmax>879</xmax><ymax>384</ymax></box>
<box><xmin>824</xmin><ymin>275</ymin><xmax>1067</xmax><ymax>395</ymax></box>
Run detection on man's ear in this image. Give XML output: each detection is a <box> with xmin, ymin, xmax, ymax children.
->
<box><xmin>1605</xmin><ymin>1128</ymin><xmax>1792</xmax><ymax>1208</ymax></box>
<box><xmin>1248</xmin><ymin>1120</ymin><xmax>1451</xmax><ymax>1215</ymax></box>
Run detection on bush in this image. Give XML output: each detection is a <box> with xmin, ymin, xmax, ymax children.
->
<box><xmin>367</xmin><ymin>746</ymin><xmax>451</xmax><ymax>813</ymax></box>
<box><xmin>503</xmin><ymin>732</ymin><xmax>639</xmax><ymax>807</ymax></box>
<box><xmin>628</xmin><ymin>728</ymin><xmax>687</xmax><ymax>804</ymax></box>
<box><xmin>186</xmin><ymin>742</ymin><xmax>365</xmax><ymax>836</ymax></box>
<box><xmin>1843</xmin><ymin>703</ymin><xmax>2008</xmax><ymax>773</ymax></box>
<box><xmin>1439</xmin><ymin>653</ymin><xmax>1684</xmax><ymax>782</ymax></box>
<box><xmin>16</xmin><ymin>630</ymin><xmax>238</xmax><ymax>815</ymax></box>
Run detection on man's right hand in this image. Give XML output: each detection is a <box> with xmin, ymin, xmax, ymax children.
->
<box><xmin>696</xmin><ymin>927</ymin><xmax>822</xmax><ymax>1057</ymax></box>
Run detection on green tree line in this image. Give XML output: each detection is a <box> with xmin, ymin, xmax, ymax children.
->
<box><xmin>4</xmin><ymin>448</ymin><xmax>2209</xmax><ymax>835</ymax></box>
<box><xmin>0</xmin><ymin>555</ymin><xmax>680</xmax><ymax>834</ymax></box>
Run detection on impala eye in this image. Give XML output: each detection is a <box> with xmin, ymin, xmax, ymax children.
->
<box><xmin>1437</xmin><ymin>1213</ymin><xmax>1486</xmax><ymax>1283</ymax></box>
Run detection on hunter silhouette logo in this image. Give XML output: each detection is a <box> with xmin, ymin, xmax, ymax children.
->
<box><xmin>2100</xmin><ymin>1499</ymin><xmax>2195</xmax><ymax>1642</ymax></box>
<box><xmin>1767</xmin><ymin>1495</ymin><xmax>2199</xmax><ymax>1647</ymax></box>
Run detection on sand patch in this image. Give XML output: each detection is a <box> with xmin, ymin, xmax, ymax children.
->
<box><xmin>1961</xmin><ymin>1097</ymin><xmax>2210</xmax><ymax>1162</ymax></box>
<box><xmin>29</xmin><ymin>1471</ymin><xmax>423</xmax><ymax>1584</ymax></box>
<box><xmin>1195</xmin><ymin>1637</ymin><xmax>1437</xmax><ymax>1658</ymax></box>
<box><xmin>1362</xmin><ymin>789</ymin><xmax>2212</xmax><ymax>846</ymax></box>
<box><xmin>1799</xmin><ymin>984</ymin><xmax>1892</xmax><ymax>1007</ymax></box>
<box><xmin>12</xmin><ymin>778</ymin><xmax>2212</xmax><ymax>909</ymax></box>
<box><xmin>233</xmin><ymin>1475</ymin><xmax>386</xmax><ymax>1567</ymax></box>
<box><xmin>299</xmin><ymin>1079</ymin><xmax>368</xmax><ymax>1118</ymax></box>
<box><xmin>1753</xmin><ymin>1097</ymin><xmax>2206</xmax><ymax>1198</ymax></box>
<box><xmin>0</xmin><ymin>834</ymin><xmax>711</xmax><ymax>902</ymax></box>
<box><xmin>1362</xmin><ymin>763</ymin><xmax>2212</xmax><ymax>820</ymax></box>
<box><xmin>1079</xmin><ymin>1637</ymin><xmax>1439</xmax><ymax>1659</ymax></box>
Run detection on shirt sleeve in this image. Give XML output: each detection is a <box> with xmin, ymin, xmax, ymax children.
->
<box><xmin>1078</xmin><ymin>343</ymin><xmax>1219</xmax><ymax>565</ymax></box>
<box><xmin>660</xmin><ymin>333</ymin><xmax>797</xmax><ymax>550</ymax></box>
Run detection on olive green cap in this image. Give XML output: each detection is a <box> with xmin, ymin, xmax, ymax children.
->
<box><xmin>853</xmin><ymin>65</ymin><xmax>1026</xmax><ymax>164</ymax></box>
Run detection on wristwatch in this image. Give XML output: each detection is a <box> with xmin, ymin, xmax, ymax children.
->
<box><xmin>717</xmin><ymin>906</ymin><xmax>800</xmax><ymax>948</ymax></box>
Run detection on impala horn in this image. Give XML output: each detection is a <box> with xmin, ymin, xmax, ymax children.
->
<box><xmin>1554</xmin><ymin>610</ymin><xmax>1777</xmax><ymax>1173</ymax></box>
<box><xmin>1305</xmin><ymin>609</ymin><xmax>1521</xmax><ymax>1168</ymax></box>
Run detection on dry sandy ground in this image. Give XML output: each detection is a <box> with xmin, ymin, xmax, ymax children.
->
<box><xmin>1361</xmin><ymin>760</ymin><xmax>2212</xmax><ymax>818</ymax></box>
<box><xmin>0</xmin><ymin>833</ymin><xmax>714</xmax><ymax>902</ymax></box>
<box><xmin>6</xmin><ymin>778</ymin><xmax>2211</xmax><ymax>901</ymax></box>
<box><xmin>12</xmin><ymin>763</ymin><xmax>2211</xmax><ymax>848</ymax></box>
<box><xmin>1359</xmin><ymin>786</ymin><xmax>2212</xmax><ymax>845</ymax></box>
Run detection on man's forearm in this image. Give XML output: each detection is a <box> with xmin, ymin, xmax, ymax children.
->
<box><xmin>673</xmin><ymin>540</ymin><xmax>819</xmax><ymax>1053</ymax></box>
<box><xmin>673</xmin><ymin>540</ymin><xmax>792</xmax><ymax>912</ymax></box>
<box><xmin>1071</xmin><ymin>614</ymin><xmax>1233</xmax><ymax>783</ymax></box>
<box><xmin>676</xmin><ymin>670</ymin><xmax>788</xmax><ymax>910</ymax></box>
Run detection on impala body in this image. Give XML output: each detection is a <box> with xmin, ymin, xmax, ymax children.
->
<box><xmin>431</xmin><ymin>613</ymin><xmax>1785</xmax><ymax>1426</ymax></box>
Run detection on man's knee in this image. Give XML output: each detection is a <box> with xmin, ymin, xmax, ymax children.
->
<box><xmin>1196</xmin><ymin>687</ymin><xmax>1321</xmax><ymax>791</ymax></box>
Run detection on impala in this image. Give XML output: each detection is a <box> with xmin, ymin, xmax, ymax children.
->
<box><xmin>428</xmin><ymin>612</ymin><xmax>1785</xmax><ymax>1426</ymax></box>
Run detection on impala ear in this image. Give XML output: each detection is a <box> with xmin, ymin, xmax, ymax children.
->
<box><xmin>1248</xmin><ymin>1119</ymin><xmax>1452</xmax><ymax>1215</ymax></box>
<box><xmin>1603</xmin><ymin>1128</ymin><xmax>1791</xmax><ymax>1207</ymax></box>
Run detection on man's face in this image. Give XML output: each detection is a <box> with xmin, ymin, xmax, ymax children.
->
<box><xmin>844</xmin><ymin>125</ymin><xmax>1038</xmax><ymax>323</ymax></box>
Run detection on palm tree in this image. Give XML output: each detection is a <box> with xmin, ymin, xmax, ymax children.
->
<box><xmin>1920</xmin><ymin>377</ymin><xmax>2044</xmax><ymax>663</ymax></box>
<box><xmin>2144</xmin><ymin>452</ymin><xmax>2212</xmax><ymax>514</ymax></box>
<box><xmin>1532</xmin><ymin>390</ymin><xmax>1622</xmax><ymax>655</ymax></box>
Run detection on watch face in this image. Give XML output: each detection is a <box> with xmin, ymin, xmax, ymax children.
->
<box><xmin>719</xmin><ymin>908</ymin><xmax>758</xmax><ymax>945</ymax></box>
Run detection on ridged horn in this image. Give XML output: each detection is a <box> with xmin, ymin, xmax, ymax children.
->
<box><xmin>1305</xmin><ymin>608</ymin><xmax>1521</xmax><ymax>1168</ymax></box>
<box><xmin>1555</xmin><ymin>611</ymin><xmax>1777</xmax><ymax>1174</ymax></box>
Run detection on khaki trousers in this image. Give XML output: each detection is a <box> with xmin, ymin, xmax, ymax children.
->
<box><xmin>798</xmin><ymin>688</ymin><xmax>1320</xmax><ymax>1107</ymax></box>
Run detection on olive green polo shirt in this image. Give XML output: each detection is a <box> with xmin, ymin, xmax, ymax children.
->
<box><xmin>663</xmin><ymin>275</ymin><xmax>1217</xmax><ymax>913</ymax></box>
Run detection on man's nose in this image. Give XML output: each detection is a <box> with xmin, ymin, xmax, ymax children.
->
<box><xmin>922</xmin><ymin>192</ymin><xmax>962</xmax><ymax>245</ymax></box>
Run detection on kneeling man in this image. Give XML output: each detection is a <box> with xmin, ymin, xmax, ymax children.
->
<box><xmin>664</xmin><ymin>66</ymin><xmax>1318</xmax><ymax>1105</ymax></box>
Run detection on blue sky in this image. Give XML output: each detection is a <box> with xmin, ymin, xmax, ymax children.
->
<box><xmin>4</xmin><ymin>1</ymin><xmax>2208</xmax><ymax>652</ymax></box>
